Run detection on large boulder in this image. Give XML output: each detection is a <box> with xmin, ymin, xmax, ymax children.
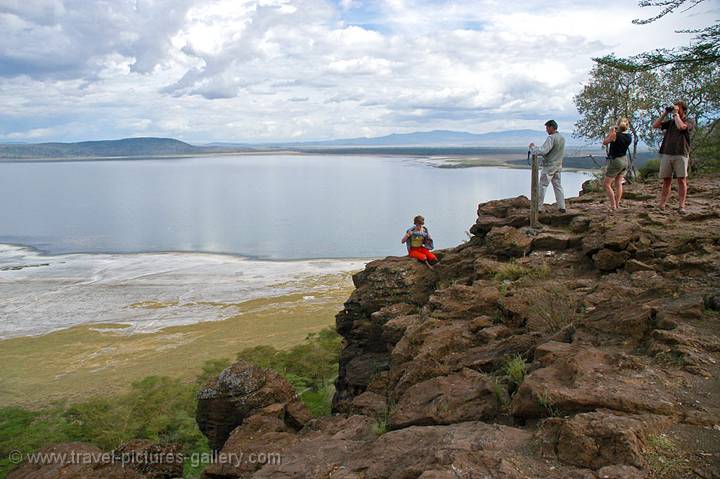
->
<box><xmin>201</xmin><ymin>413</ymin><xmax>300</xmax><ymax>479</ymax></box>
<box><xmin>530</xmin><ymin>231</ymin><xmax>582</xmax><ymax>251</ymax></box>
<box><xmin>196</xmin><ymin>360</ymin><xmax>305</xmax><ymax>451</ymax></box>
<box><xmin>593</xmin><ymin>249</ymin><xmax>631</xmax><ymax>272</ymax></box>
<box><xmin>540</xmin><ymin>410</ymin><xmax>672</xmax><ymax>470</ymax></box>
<box><xmin>388</xmin><ymin>368</ymin><xmax>505</xmax><ymax>429</ymax></box>
<box><xmin>424</xmin><ymin>281</ymin><xmax>500</xmax><ymax>320</ymax></box>
<box><xmin>485</xmin><ymin>226</ymin><xmax>532</xmax><ymax>258</ymax></box>
<box><xmin>511</xmin><ymin>345</ymin><xmax>678</xmax><ymax>419</ymax></box>
<box><xmin>339</xmin><ymin>257</ymin><xmax>437</xmax><ymax>321</ymax></box>
<box><xmin>470</xmin><ymin>196</ymin><xmax>531</xmax><ymax>237</ymax></box>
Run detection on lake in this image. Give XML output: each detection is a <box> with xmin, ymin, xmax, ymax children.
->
<box><xmin>0</xmin><ymin>154</ymin><xmax>591</xmax><ymax>259</ymax></box>
<box><xmin>0</xmin><ymin>154</ymin><xmax>591</xmax><ymax>339</ymax></box>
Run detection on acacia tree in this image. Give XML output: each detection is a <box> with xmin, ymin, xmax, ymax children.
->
<box><xmin>579</xmin><ymin>0</ymin><xmax>720</xmax><ymax>170</ymax></box>
<box><xmin>573</xmin><ymin>62</ymin><xmax>660</xmax><ymax>156</ymax></box>
<box><xmin>598</xmin><ymin>0</ymin><xmax>719</xmax><ymax>70</ymax></box>
<box><xmin>662</xmin><ymin>61</ymin><xmax>720</xmax><ymax>167</ymax></box>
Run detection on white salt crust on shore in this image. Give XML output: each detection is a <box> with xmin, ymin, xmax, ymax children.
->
<box><xmin>0</xmin><ymin>244</ymin><xmax>367</xmax><ymax>339</ymax></box>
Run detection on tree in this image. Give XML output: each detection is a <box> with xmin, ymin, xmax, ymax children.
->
<box><xmin>573</xmin><ymin>62</ymin><xmax>661</xmax><ymax>156</ymax></box>
<box><xmin>597</xmin><ymin>0</ymin><xmax>719</xmax><ymax>70</ymax></box>
<box><xmin>654</xmin><ymin>61</ymin><xmax>720</xmax><ymax>167</ymax></box>
<box><xmin>692</xmin><ymin>122</ymin><xmax>720</xmax><ymax>171</ymax></box>
<box><xmin>661</xmin><ymin>61</ymin><xmax>720</xmax><ymax>127</ymax></box>
<box><xmin>574</xmin><ymin>60</ymin><xmax>720</xmax><ymax>169</ymax></box>
<box><xmin>577</xmin><ymin>0</ymin><xmax>720</xmax><ymax>171</ymax></box>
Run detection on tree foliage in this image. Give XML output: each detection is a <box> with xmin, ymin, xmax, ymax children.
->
<box><xmin>574</xmin><ymin>58</ymin><xmax>720</xmax><ymax>168</ymax></box>
<box><xmin>235</xmin><ymin>327</ymin><xmax>341</xmax><ymax>392</ymax></box>
<box><xmin>597</xmin><ymin>0</ymin><xmax>719</xmax><ymax>70</ymax></box>
<box><xmin>574</xmin><ymin>62</ymin><xmax>660</xmax><ymax>154</ymax></box>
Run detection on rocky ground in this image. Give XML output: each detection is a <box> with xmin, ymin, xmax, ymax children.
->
<box><xmin>11</xmin><ymin>176</ymin><xmax>720</xmax><ymax>478</ymax></box>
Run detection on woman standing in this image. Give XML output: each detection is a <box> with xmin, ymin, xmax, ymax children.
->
<box><xmin>401</xmin><ymin>215</ymin><xmax>437</xmax><ymax>268</ymax></box>
<box><xmin>602</xmin><ymin>118</ymin><xmax>632</xmax><ymax>211</ymax></box>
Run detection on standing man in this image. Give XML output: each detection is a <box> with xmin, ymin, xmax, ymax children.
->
<box><xmin>653</xmin><ymin>100</ymin><xmax>694</xmax><ymax>214</ymax></box>
<box><xmin>529</xmin><ymin>120</ymin><xmax>566</xmax><ymax>213</ymax></box>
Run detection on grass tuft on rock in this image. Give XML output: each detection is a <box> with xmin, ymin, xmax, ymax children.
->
<box><xmin>494</xmin><ymin>262</ymin><xmax>550</xmax><ymax>283</ymax></box>
<box><xmin>646</xmin><ymin>433</ymin><xmax>692</xmax><ymax>479</ymax></box>
<box><xmin>503</xmin><ymin>354</ymin><xmax>527</xmax><ymax>389</ymax></box>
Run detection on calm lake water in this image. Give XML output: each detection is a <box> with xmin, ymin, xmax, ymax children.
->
<box><xmin>0</xmin><ymin>155</ymin><xmax>590</xmax><ymax>260</ymax></box>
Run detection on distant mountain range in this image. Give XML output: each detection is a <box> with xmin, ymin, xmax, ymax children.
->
<box><xmin>0</xmin><ymin>130</ymin><xmax>597</xmax><ymax>159</ymax></box>
<box><xmin>211</xmin><ymin>129</ymin><xmax>590</xmax><ymax>148</ymax></box>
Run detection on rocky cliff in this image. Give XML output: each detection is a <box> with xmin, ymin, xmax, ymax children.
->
<box><xmin>201</xmin><ymin>176</ymin><xmax>719</xmax><ymax>478</ymax></box>
<box><xmin>11</xmin><ymin>176</ymin><xmax>720</xmax><ymax>478</ymax></box>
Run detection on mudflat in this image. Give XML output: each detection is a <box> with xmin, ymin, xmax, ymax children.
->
<box><xmin>0</xmin><ymin>286</ymin><xmax>353</xmax><ymax>408</ymax></box>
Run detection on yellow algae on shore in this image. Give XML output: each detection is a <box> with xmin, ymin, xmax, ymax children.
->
<box><xmin>0</xmin><ymin>285</ymin><xmax>354</xmax><ymax>409</ymax></box>
<box><xmin>127</xmin><ymin>300</ymin><xmax>181</xmax><ymax>309</ymax></box>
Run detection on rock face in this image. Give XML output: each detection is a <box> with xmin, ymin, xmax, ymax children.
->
<box><xmin>332</xmin><ymin>258</ymin><xmax>433</xmax><ymax>412</ymax></box>
<box><xmin>320</xmin><ymin>176</ymin><xmax>720</xmax><ymax>479</ymax></box>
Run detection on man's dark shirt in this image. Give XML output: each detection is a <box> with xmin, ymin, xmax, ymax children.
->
<box><xmin>659</xmin><ymin>118</ymin><xmax>694</xmax><ymax>156</ymax></box>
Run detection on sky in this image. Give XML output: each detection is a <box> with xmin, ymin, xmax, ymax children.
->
<box><xmin>0</xmin><ymin>0</ymin><xmax>716</xmax><ymax>143</ymax></box>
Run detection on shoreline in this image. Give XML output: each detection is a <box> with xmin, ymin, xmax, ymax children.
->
<box><xmin>0</xmin><ymin>149</ymin><xmax>601</xmax><ymax>172</ymax></box>
<box><xmin>0</xmin><ymin>241</ymin><xmax>379</xmax><ymax>265</ymax></box>
<box><xmin>0</xmin><ymin>243</ymin><xmax>369</xmax><ymax>340</ymax></box>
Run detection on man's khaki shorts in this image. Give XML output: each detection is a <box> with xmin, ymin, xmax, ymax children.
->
<box><xmin>659</xmin><ymin>154</ymin><xmax>688</xmax><ymax>179</ymax></box>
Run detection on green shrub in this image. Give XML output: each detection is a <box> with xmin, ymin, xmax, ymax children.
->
<box><xmin>538</xmin><ymin>390</ymin><xmax>558</xmax><ymax>417</ymax></box>
<box><xmin>236</xmin><ymin>327</ymin><xmax>341</xmax><ymax>393</ymax></box>
<box><xmin>512</xmin><ymin>284</ymin><xmax>579</xmax><ymax>333</ymax></box>
<box><xmin>0</xmin><ymin>372</ymin><xmax>210</xmax><ymax>479</ymax></box>
<box><xmin>195</xmin><ymin>358</ymin><xmax>231</xmax><ymax>387</ymax></box>
<box><xmin>63</xmin><ymin>375</ymin><xmax>206</xmax><ymax>451</ymax></box>
<box><xmin>0</xmin><ymin>329</ymin><xmax>343</xmax><ymax>479</ymax></box>
<box><xmin>0</xmin><ymin>405</ymin><xmax>76</xmax><ymax>478</ymax></box>
<box><xmin>298</xmin><ymin>386</ymin><xmax>334</xmax><ymax>417</ymax></box>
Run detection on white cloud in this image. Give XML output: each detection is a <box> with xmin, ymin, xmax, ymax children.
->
<box><xmin>0</xmin><ymin>0</ymin><xmax>710</xmax><ymax>142</ymax></box>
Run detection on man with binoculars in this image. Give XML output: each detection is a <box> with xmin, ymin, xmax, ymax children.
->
<box><xmin>653</xmin><ymin>100</ymin><xmax>694</xmax><ymax>214</ymax></box>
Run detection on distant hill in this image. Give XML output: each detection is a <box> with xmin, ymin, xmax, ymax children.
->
<box><xmin>0</xmin><ymin>137</ymin><xmax>203</xmax><ymax>159</ymax></box>
<box><xmin>1</xmin><ymin>130</ymin><xmax>628</xmax><ymax>160</ymax></box>
<box><xmin>209</xmin><ymin>129</ymin><xmax>590</xmax><ymax>148</ymax></box>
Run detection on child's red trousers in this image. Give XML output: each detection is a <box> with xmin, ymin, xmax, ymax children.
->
<box><xmin>408</xmin><ymin>247</ymin><xmax>437</xmax><ymax>262</ymax></box>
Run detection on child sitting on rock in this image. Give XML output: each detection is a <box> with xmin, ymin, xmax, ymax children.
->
<box><xmin>401</xmin><ymin>215</ymin><xmax>437</xmax><ymax>268</ymax></box>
